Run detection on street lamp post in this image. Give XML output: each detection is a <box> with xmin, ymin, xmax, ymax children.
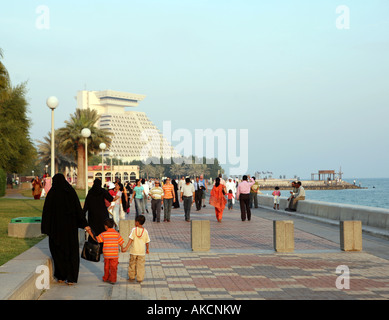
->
<box><xmin>46</xmin><ymin>96</ymin><xmax>59</xmax><ymax>177</ymax></box>
<box><xmin>99</xmin><ymin>143</ymin><xmax>107</xmax><ymax>185</ymax></box>
<box><xmin>109</xmin><ymin>151</ymin><xmax>114</xmax><ymax>182</ymax></box>
<box><xmin>81</xmin><ymin>128</ymin><xmax>91</xmax><ymax>198</ymax></box>
<box><xmin>117</xmin><ymin>156</ymin><xmax>121</xmax><ymax>182</ymax></box>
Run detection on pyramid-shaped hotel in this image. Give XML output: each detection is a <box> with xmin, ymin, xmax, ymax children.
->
<box><xmin>77</xmin><ymin>90</ymin><xmax>181</xmax><ymax>163</ymax></box>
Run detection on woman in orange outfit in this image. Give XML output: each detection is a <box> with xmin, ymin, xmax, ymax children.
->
<box><xmin>209</xmin><ymin>177</ymin><xmax>227</xmax><ymax>222</ymax></box>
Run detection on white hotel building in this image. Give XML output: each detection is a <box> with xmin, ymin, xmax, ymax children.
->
<box><xmin>77</xmin><ymin>90</ymin><xmax>181</xmax><ymax>163</ymax></box>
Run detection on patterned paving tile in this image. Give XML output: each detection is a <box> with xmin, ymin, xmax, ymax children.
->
<box><xmin>40</xmin><ymin>205</ymin><xmax>389</xmax><ymax>301</ymax></box>
<box><xmin>113</xmin><ymin>250</ymin><xmax>389</xmax><ymax>300</ymax></box>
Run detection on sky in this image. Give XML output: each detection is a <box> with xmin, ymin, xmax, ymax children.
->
<box><xmin>1</xmin><ymin>0</ymin><xmax>388</xmax><ymax>179</ymax></box>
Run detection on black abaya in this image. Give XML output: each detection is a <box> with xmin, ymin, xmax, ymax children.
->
<box><xmin>82</xmin><ymin>179</ymin><xmax>113</xmax><ymax>240</ymax></box>
<box><xmin>41</xmin><ymin>174</ymin><xmax>88</xmax><ymax>283</ymax></box>
<box><xmin>172</xmin><ymin>179</ymin><xmax>180</xmax><ymax>208</ymax></box>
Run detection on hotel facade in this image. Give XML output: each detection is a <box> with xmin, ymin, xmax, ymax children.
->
<box><xmin>77</xmin><ymin>90</ymin><xmax>180</xmax><ymax>183</ymax></box>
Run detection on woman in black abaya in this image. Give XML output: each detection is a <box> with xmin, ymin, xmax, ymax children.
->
<box><xmin>41</xmin><ymin>174</ymin><xmax>93</xmax><ymax>285</ymax></box>
<box><xmin>82</xmin><ymin>178</ymin><xmax>114</xmax><ymax>240</ymax></box>
<box><xmin>172</xmin><ymin>179</ymin><xmax>180</xmax><ymax>209</ymax></box>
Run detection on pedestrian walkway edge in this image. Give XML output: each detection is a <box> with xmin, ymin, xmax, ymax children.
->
<box><xmin>0</xmin><ymin>238</ymin><xmax>53</xmax><ymax>300</ymax></box>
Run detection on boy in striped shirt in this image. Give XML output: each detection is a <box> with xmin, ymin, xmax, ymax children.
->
<box><xmin>96</xmin><ymin>219</ymin><xmax>126</xmax><ymax>284</ymax></box>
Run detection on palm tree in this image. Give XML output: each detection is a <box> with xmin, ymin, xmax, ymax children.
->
<box><xmin>169</xmin><ymin>163</ymin><xmax>187</xmax><ymax>179</ymax></box>
<box><xmin>37</xmin><ymin>131</ymin><xmax>77</xmax><ymax>174</ymax></box>
<box><xmin>140</xmin><ymin>164</ymin><xmax>156</xmax><ymax>179</ymax></box>
<box><xmin>57</xmin><ymin>108</ymin><xmax>112</xmax><ymax>190</ymax></box>
<box><xmin>187</xmin><ymin>163</ymin><xmax>210</xmax><ymax>178</ymax></box>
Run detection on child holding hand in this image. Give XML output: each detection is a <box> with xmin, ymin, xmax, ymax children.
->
<box><xmin>96</xmin><ymin>218</ymin><xmax>126</xmax><ymax>284</ymax></box>
<box><xmin>124</xmin><ymin>215</ymin><xmax>150</xmax><ymax>283</ymax></box>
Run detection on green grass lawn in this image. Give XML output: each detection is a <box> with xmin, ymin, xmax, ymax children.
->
<box><xmin>0</xmin><ymin>198</ymin><xmax>46</xmax><ymax>266</ymax></box>
<box><xmin>1</xmin><ymin>187</ymin><xmax>88</xmax><ymax>266</ymax></box>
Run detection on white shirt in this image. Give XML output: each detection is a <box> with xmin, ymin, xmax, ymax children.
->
<box><xmin>182</xmin><ymin>183</ymin><xmax>195</xmax><ymax>197</ymax></box>
<box><xmin>293</xmin><ymin>186</ymin><xmax>305</xmax><ymax>198</ymax></box>
<box><xmin>129</xmin><ymin>227</ymin><xmax>150</xmax><ymax>256</ymax></box>
<box><xmin>142</xmin><ymin>183</ymin><xmax>149</xmax><ymax>196</ymax></box>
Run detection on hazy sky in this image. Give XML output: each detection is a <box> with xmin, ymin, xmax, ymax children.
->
<box><xmin>1</xmin><ymin>0</ymin><xmax>388</xmax><ymax>178</ymax></box>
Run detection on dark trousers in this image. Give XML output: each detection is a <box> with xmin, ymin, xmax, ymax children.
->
<box><xmin>151</xmin><ymin>199</ymin><xmax>161</xmax><ymax>222</ymax></box>
<box><xmin>195</xmin><ymin>189</ymin><xmax>203</xmax><ymax>210</ymax></box>
<box><xmin>183</xmin><ymin>196</ymin><xmax>192</xmax><ymax>221</ymax></box>
<box><xmin>163</xmin><ymin>198</ymin><xmax>173</xmax><ymax>221</ymax></box>
<box><xmin>239</xmin><ymin>193</ymin><xmax>251</xmax><ymax>221</ymax></box>
<box><xmin>249</xmin><ymin>192</ymin><xmax>258</xmax><ymax>208</ymax></box>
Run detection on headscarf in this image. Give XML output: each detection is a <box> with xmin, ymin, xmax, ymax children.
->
<box><xmin>88</xmin><ymin>178</ymin><xmax>104</xmax><ymax>195</ymax></box>
<box><xmin>41</xmin><ymin>173</ymin><xmax>86</xmax><ymax>243</ymax></box>
<box><xmin>50</xmin><ymin>173</ymin><xmax>74</xmax><ymax>193</ymax></box>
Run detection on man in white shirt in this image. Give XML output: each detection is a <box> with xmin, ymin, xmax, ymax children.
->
<box><xmin>180</xmin><ymin>177</ymin><xmax>195</xmax><ymax>222</ymax></box>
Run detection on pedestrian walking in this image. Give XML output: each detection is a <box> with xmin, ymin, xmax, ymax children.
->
<box><xmin>162</xmin><ymin>177</ymin><xmax>175</xmax><ymax>222</ymax></box>
<box><xmin>149</xmin><ymin>181</ymin><xmax>164</xmax><ymax>222</ymax></box>
<box><xmin>141</xmin><ymin>179</ymin><xmax>149</xmax><ymax>214</ymax></box>
<box><xmin>209</xmin><ymin>177</ymin><xmax>227</xmax><ymax>222</ymax></box>
<box><xmin>180</xmin><ymin>177</ymin><xmax>195</xmax><ymax>222</ymax></box>
<box><xmin>130</xmin><ymin>179</ymin><xmax>145</xmax><ymax>218</ymax></box>
<box><xmin>41</xmin><ymin>173</ymin><xmax>94</xmax><ymax>285</ymax></box>
<box><xmin>83</xmin><ymin>178</ymin><xmax>114</xmax><ymax>247</ymax></box>
<box><xmin>32</xmin><ymin>176</ymin><xmax>43</xmax><ymax>200</ymax></box>
<box><xmin>227</xmin><ymin>189</ymin><xmax>235</xmax><ymax>210</ymax></box>
<box><xmin>226</xmin><ymin>177</ymin><xmax>236</xmax><ymax>205</ymax></box>
<box><xmin>124</xmin><ymin>215</ymin><xmax>150</xmax><ymax>283</ymax></box>
<box><xmin>193</xmin><ymin>176</ymin><xmax>203</xmax><ymax>211</ymax></box>
<box><xmin>111</xmin><ymin>182</ymin><xmax>122</xmax><ymax>230</ymax></box>
<box><xmin>236</xmin><ymin>175</ymin><xmax>255</xmax><ymax>221</ymax></box>
<box><xmin>95</xmin><ymin>218</ymin><xmax>126</xmax><ymax>284</ymax></box>
<box><xmin>172</xmin><ymin>179</ymin><xmax>180</xmax><ymax>208</ymax></box>
<box><xmin>199</xmin><ymin>174</ymin><xmax>208</xmax><ymax>208</ymax></box>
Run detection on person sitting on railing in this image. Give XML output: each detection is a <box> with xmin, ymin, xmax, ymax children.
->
<box><xmin>286</xmin><ymin>181</ymin><xmax>305</xmax><ymax>212</ymax></box>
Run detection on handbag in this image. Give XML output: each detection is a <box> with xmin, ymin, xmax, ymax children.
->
<box><xmin>81</xmin><ymin>239</ymin><xmax>101</xmax><ymax>262</ymax></box>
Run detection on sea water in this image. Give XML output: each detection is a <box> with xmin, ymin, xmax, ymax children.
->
<box><xmin>261</xmin><ymin>178</ymin><xmax>389</xmax><ymax>210</ymax></box>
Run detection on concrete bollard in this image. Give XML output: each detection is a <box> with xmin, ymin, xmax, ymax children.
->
<box><xmin>273</xmin><ymin>220</ymin><xmax>294</xmax><ymax>253</ymax></box>
<box><xmin>191</xmin><ymin>220</ymin><xmax>210</xmax><ymax>252</ymax></box>
<box><xmin>119</xmin><ymin>220</ymin><xmax>135</xmax><ymax>243</ymax></box>
<box><xmin>340</xmin><ymin>220</ymin><xmax>362</xmax><ymax>251</ymax></box>
<box><xmin>8</xmin><ymin>224</ymin><xmax>42</xmax><ymax>238</ymax></box>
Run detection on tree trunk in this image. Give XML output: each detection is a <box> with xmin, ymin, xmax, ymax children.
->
<box><xmin>76</xmin><ymin>144</ymin><xmax>85</xmax><ymax>190</ymax></box>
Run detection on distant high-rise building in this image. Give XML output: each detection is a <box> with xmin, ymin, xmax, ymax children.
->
<box><xmin>77</xmin><ymin>90</ymin><xmax>181</xmax><ymax>163</ymax></box>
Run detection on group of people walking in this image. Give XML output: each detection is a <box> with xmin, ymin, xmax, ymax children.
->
<box><xmin>41</xmin><ymin>172</ymin><xmax>301</xmax><ymax>287</ymax></box>
<box><xmin>41</xmin><ymin>174</ymin><xmax>150</xmax><ymax>286</ymax></box>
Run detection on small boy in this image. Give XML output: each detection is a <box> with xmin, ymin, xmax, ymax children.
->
<box><xmin>124</xmin><ymin>215</ymin><xmax>150</xmax><ymax>283</ymax></box>
<box><xmin>96</xmin><ymin>218</ymin><xmax>126</xmax><ymax>284</ymax></box>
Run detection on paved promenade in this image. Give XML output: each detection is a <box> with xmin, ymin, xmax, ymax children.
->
<box><xmin>37</xmin><ymin>200</ymin><xmax>389</xmax><ymax>301</ymax></box>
